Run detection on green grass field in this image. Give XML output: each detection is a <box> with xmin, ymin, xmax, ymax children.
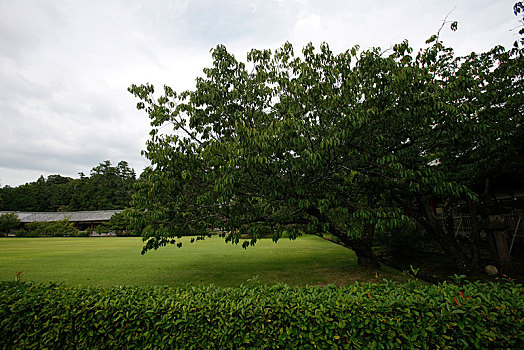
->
<box><xmin>0</xmin><ymin>235</ymin><xmax>404</xmax><ymax>287</ymax></box>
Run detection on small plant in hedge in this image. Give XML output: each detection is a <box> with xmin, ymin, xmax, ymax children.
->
<box><xmin>14</xmin><ymin>271</ymin><xmax>22</xmax><ymax>282</ymax></box>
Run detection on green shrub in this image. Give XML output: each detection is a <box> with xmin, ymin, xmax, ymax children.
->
<box><xmin>96</xmin><ymin>212</ymin><xmax>130</xmax><ymax>235</ymax></box>
<box><xmin>76</xmin><ymin>231</ymin><xmax>90</xmax><ymax>237</ymax></box>
<box><xmin>116</xmin><ymin>230</ymin><xmax>140</xmax><ymax>237</ymax></box>
<box><xmin>0</xmin><ymin>280</ymin><xmax>522</xmax><ymax>349</ymax></box>
<box><xmin>19</xmin><ymin>219</ymin><xmax>76</xmax><ymax>237</ymax></box>
<box><xmin>12</xmin><ymin>229</ymin><xmax>37</xmax><ymax>237</ymax></box>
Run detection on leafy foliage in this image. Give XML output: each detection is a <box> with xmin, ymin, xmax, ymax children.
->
<box><xmin>375</xmin><ymin>221</ymin><xmax>427</xmax><ymax>259</ymax></box>
<box><xmin>0</xmin><ymin>212</ymin><xmax>20</xmax><ymax>235</ymax></box>
<box><xmin>1</xmin><ymin>280</ymin><xmax>522</xmax><ymax>349</ymax></box>
<box><xmin>514</xmin><ymin>2</ymin><xmax>524</xmax><ymax>48</ymax></box>
<box><xmin>95</xmin><ymin>211</ymin><xmax>134</xmax><ymax>235</ymax></box>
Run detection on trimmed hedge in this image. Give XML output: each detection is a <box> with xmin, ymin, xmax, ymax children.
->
<box><xmin>1</xmin><ymin>280</ymin><xmax>522</xmax><ymax>349</ymax></box>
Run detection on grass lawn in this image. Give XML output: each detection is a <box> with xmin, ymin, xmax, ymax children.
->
<box><xmin>0</xmin><ymin>235</ymin><xmax>405</xmax><ymax>287</ymax></box>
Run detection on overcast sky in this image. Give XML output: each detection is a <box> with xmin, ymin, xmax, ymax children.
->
<box><xmin>0</xmin><ymin>0</ymin><xmax>520</xmax><ymax>187</ymax></box>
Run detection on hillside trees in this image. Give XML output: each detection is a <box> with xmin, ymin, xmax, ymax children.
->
<box><xmin>129</xmin><ymin>25</ymin><xmax>522</xmax><ymax>272</ymax></box>
<box><xmin>0</xmin><ymin>161</ymin><xmax>137</xmax><ymax>212</ymax></box>
<box><xmin>83</xmin><ymin>160</ymin><xmax>137</xmax><ymax>210</ymax></box>
<box><xmin>0</xmin><ymin>175</ymin><xmax>71</xmax><ymax>212</ymax></box>
<box><xmin>69</xmin><ymin>160</ymin><xmax>137</xmax><ymax>210</ymax></box>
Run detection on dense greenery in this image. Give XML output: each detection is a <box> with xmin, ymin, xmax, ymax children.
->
<box><xmin>0</xmin><ymin>160</ymin><xmax>136</xmax><ymax>212</ymax></box>
<box><xmin>0</xmin><ymin>212</ymin><xmax>20</xmax><ymax>236</ymax></box>
<box><xmin>128</xmin><ymin>12</ymin><xmax>523</xmax><ymax>273</ymax></box>
<box><xmin>95</xmin><ymin>211</ymin><xmax>134</xmax><ymax>235</ymax></box>
<box><xmin>1</xmin><ymin>280</ymin><xmax>522</xmax><ymax>349</ymax></box>
<box><xmin>14</xmin><ymin>219</ymin><xmax>77</xmax><ymax>237</ymax></box>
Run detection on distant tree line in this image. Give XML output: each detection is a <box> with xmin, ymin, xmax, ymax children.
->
<box><xmin>0</xmin><ymin>160</ymin><xmax>137</xmax><ymax>212</ymax></box>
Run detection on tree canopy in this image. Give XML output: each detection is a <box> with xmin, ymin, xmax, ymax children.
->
<box><xmin>128</xmin><ymin>17</ymin><xmax>523</xmax><ymax>272</ymax></box>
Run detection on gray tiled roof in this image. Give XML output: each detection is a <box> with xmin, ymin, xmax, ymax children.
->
<box><xmin>0</xmin><ymin>210</ymin><xmax>122</xmax><ymax>223</ymax></box>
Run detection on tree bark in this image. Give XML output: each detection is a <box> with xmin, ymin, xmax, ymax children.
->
<box><xmin>353</xmin><ymin>239</ymin><xmax>380</xmax><ymax>269</ymax></box>
<box><xmin>327</xmin><ymin>222</ymin><xmax>380</xmax><ymax>269</ymax></box>
<box><xmin>354</xmin><ymin>224</ymin><xmax>380</xmax><ymax>269</ymax></box>
<box><xmin>469</xmin><ymin>202</ymin><xmax>481</xmax><ymax>270</ymax></box>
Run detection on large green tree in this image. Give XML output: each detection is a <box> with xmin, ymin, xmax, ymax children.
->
<box><xmin>129</xmin><ymin>22</ymin><xmax>522</xmax><ymax>272</ymax></box>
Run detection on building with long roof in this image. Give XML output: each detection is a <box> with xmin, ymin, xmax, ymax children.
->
<box><xmin>0</xmin><ymin>210</ymin><xmax>122</xmax><ymax>234</ymax></box>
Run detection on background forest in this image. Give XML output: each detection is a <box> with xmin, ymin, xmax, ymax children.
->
<box><xmin>0</xmin><ymin>160</ymin><xmax>136</xmax><ymax>211</ymax></box>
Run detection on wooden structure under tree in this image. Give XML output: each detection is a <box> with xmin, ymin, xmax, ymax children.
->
<box><xmin>448</xmin><ymin>196</ymin><xmax>524</xmax><ymax>265</ymax></box>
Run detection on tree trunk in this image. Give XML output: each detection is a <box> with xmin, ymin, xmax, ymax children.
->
<box><xmin>328</xmin><ymin>222</ymin><xmax>379</xmax><ymax>269</ymax></box>
<box><xmin>353</xmin><ymin>240</ymin><xmax>380</xmax><ymax>269</ymax></box>
<box><xmin>354</xmin><ymin>224</ymin><xmax>380</xmax><ymax>269</ymax></box>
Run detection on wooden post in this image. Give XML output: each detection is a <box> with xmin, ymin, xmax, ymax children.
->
<box><xmin>494</xmin><ymin>231</ymin><xmax>510</xmax><ymax>265</ymax></box>
<box><xmin>484</xmin><ymin>222</ymin><xmax>510</xmax><ymax>265</ymax></box>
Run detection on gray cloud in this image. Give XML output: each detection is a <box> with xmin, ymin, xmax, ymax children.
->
<box><xmin>0</xmin><ymin>0</ymin><xmax>519</xmax><ymax>187</ymax></box>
